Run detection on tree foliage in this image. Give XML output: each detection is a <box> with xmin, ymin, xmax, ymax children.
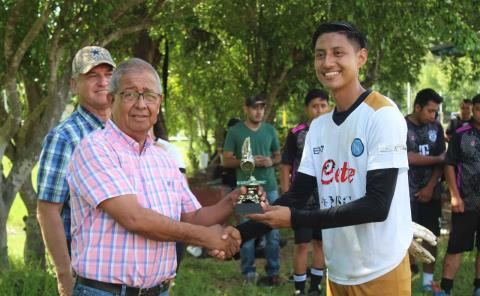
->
<box><xmin>0</xmin><ymin>0</ymin><xmax>164</xmax><ymax>268</ymax></box>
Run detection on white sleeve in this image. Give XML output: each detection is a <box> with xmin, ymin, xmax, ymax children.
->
<box><xmin>367</xmin><ymin>106</ymin><xmax>409</xmax><ymax>171</ymax></box>
<box><xmin>168</xmin><ymin>145</ymin><xmax>186</xmax><ymax>170</ymax></box>
<box><xmin>297</xmin><ymin>128</ymin><xmax>316</xmax><ymax>177</ymax></box>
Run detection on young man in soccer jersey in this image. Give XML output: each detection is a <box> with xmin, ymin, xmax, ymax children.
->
<box><xmin>405</xmin><ymin>88</ymin><xmax>446</xmax><ymax>291</ymax></box>
<box><xmin>237</xmin><ymin>22</ymin><xmax>416</xmax><ymax>296</ymax></box>
<box><xmin>280</xmin><ymin>89</ymin><xmax>329</xmax><ymax>296</ymax></box>
<box><xmin>446</xmin><ymin>99</ymin><xmax>473</xmax><ymax>142</ymax></box>
<box><xmin>439</xmin><ymin>94</ymin><xmax>480</xmax><ymax>296</ymax></box>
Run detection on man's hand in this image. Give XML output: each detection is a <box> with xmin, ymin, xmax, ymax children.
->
<box><xmin>56</xmin><ymin>270</ymin><xmax>75</xmax><ymax>296</ymax></box>
<box><xmin>246</xmin><ymin>205</ymin><xmax>291</xmax><ymax>228</ymax></box>
<box><xmin>409</xmin><ymin>222</ymin><xmax>437</xmax><ymax>264</ymax></box>
<box><xmin>254</xmin><ymin>156</ymin><xmax>273</xmax><ymax>167</ymax></box>
<box><xmin>415</xmin><ymin>185</ymin><xmax>434</xmax><ymax>203</ymax></box>
<box><xmin>204</xmin><ymin>225</ymin><xmax>241</xmax><ymax>260</ymax></box>
<box><xmin>451</xmin><ymin>195</ymin><xmax>464</xmax><ymax>213</ymax></box>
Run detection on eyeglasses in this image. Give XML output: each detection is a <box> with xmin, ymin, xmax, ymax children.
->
<box><xmin>119</xmin><ymin>90</ymin><xmax>161</xmax><ymax>104</ymax></box>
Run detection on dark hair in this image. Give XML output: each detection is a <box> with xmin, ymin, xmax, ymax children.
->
<box><xmin>462</xmin><ymin>99</ymin><xmax>473</xmax><ymax>105</ymax></box>
<box><xmin>227</xmin><ymin>117</ymin><xmax>241</xmax><ymax>128</ymax></box>
<box><xmin>414</xmin><ymin>88</ymin><xmax>443</xmax><ymax>108</ymax></box>
<box><xmin>304</xmin><ymin>89</ymin><xmax>329</xmax><ymax>106</ymax></box>
<box><xmin>311</xmin><ymin>21</ymin><xmax>367</xmax><ymax>50</ymax></box>
<box><xmin>472</xmin><ymin>94</ymin><xmax>480</xmax><ymax>105</ymax></box>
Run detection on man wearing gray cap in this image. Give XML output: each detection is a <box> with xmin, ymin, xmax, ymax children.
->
<box><xmin>37</xmin><ymin>46</ymin><xmax>115</xmax><ymax>296</ymax></box>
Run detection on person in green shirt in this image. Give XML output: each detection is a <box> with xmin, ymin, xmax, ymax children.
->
<box><xmin>223</xmin><ymin>94</ymin><xmax>281</xmax><ymax>286</ymax></box>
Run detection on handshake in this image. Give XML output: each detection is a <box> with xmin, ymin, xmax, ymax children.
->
<box><xmin>202</xmin><ymin>225</ymin><xmax>242</xmax><ymax>260</ymax></box>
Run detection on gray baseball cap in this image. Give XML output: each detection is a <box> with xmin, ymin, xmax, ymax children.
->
<box><xmin>72</xmin><ymin>46</ymin><xmax>115</xmax><ymax>78</ymax></box>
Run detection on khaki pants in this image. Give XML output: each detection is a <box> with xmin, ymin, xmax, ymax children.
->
<box><xmin>327</xmin><ymin>253</ymin><xmax>411</xmax><ymax>296</ymax></box>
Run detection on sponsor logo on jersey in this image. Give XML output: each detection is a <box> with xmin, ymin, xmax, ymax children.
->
<box><xmin>321</xmin><ymin>159</ymin><xmax>356</xmax><ymax>185</ymax></box>
<box><xmin>351</xmin><ymin>138</ymin><xmax>364</xmax><ymax>157</ymax></box>
<box><xmin>320</xmin><ymin>195</ymin><xmax>353</xmax><ymax>208</ymax></box>
<box><xmin>313</xmin><ymin>146</ymin><xmax>324</xmax><ymax>154</ymax></box>
<box><xmin>428</xmin><ymin>130</ymin><xmax>437</xmax><ymax>142</ymax></box>
<box><xmin>378</xmin><ymin>144</ymin><xmax>407</xmax><ymax>153</ymax></box>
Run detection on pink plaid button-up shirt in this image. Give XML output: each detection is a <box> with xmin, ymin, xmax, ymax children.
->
<box><xmin>67</xmin><ymin>120</ymin><xmax>201</xmax><ymax>288</ymax></box>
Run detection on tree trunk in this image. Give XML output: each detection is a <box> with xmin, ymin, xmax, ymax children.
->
<box><xmin>0</xmin><ymin>206</ymin><xmax>9</xmax><ymax>270</ymax></box>
<box><xmin>20</xmin><ymin>174</ymin><xmax>45</xmax><ymax>267</ymax></box>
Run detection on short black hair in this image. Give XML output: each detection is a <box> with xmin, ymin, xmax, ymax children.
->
<box><xmin>305</xmin><ymin>89</ymin><xmax>329</xmax><ymax>106</ymax></box>
<box><xmin>462</xmin><ymin>99</ymin><xmax>472</xmax><ymax>105</ymax></box>
<box><xmin>312</xmin><ymin>21</ymin><xmax>367</xmax><ymax>50</ymax></box>
<box><xmin>472</xmin><ymin>94</ymin><xmax>480</xmax><ymax>105</ymax></box>
<box><xmin>414</xmin><ymin>88</ymin><xmax>443</xmax><ymax>108</ymax></box>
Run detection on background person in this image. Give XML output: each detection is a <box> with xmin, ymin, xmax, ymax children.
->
<box><xmin>405</xmin><ymin>88</ymin><xmax>445</xmax><ymax>291</ymax></box>
<box><xmin>37</xmin><ymin>46</ymin><xmax>115</xmax><ymax>296</ymax></box>
<box><xmin>280</xmin><ymin>89</ymin><xmax>329</xmax><ymax>296</ymax></box>
<box><xmin>223</xmin><ymin>94</ymin><xmax>282</xmax><ymax>286</ymax></box>
<box><xmin>446</xmin><ymin>99</ymin><xmax>473</xmax><ymax>142</ymax></box>
<box><xmin>440</xmin><ymin>94</ymin><xmax>480</xmax><ymax>296</ymax></box>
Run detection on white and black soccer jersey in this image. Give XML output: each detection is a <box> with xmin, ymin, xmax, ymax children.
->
<box><xmin>446</xmin><ymin>124</ymin><xmax>480</xmax><ymax>211</ymax></box>
<box><xmin>405</xmin><ymin>118</ymin><xmax>446</xmax><ymax>200</ymax></box>
<box><xmin>297</xmin><ymin>91</ymin><xmax>412</xmax><ymax>285</ymax></box>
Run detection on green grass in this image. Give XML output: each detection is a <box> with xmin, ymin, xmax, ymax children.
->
<box><xmin>0</xmin><ymin>258</ymin><xmax>57</xmax><ymax>296</ymax></box>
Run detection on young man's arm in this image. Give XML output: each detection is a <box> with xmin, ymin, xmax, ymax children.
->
<box><xmin>407</xmin><ymin>152</ymin><xmax>444</xmax><ymax>166</ymax></box>
<box><xmin>247</xmin><ymin>168</ymin><xmax>398</xmax><ymax>229</ymax></box>
<box><xmin>444</xmin><ymin>132</ymin><xmax>464</xmax><ymax>213</ymax></box>
<box><xmin>279</xmin><ymin>164</ymin><xmax>292</xmax><ymax>194</ymax></box>
<box><xmin>222</xmin><ymin>151</ymin><xmax>241</xmax><ymax>168</ymax></box>
<box><xmin>414</xmin><ymin>165</ymin><xmax>443</xmax><ymax>202</ymax></box>
<box><xmin>444</xmin><ymin>165</ymin><xmax>464</xmax><ymax>213</ymax></box>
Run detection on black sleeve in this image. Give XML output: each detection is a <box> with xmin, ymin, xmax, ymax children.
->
<box><xmin>435</xmin><ymin>122</ymin><xmax>446</xmax><ymax>155</ymax></box>
<box><xmin>290</xmin><ymin>168</ymin><xmax>398</xmax><ymax>229</ymax></box>
<box><xmin>236</xmin><ymin>172</ymin><xmax>317</xmax><ymax>242</ymax></box>
<box><xmin>445</xmin><ymin>119</ymin><xmax>455</xmax><ymax>136</ymax></box>
<box><xmin>281</xmin><ymin>130</ymin><xmax>296</xmax><ymax>165</ymax></box>
<box><xmin>445</xmin><ymin>132</ymin><xmax>461</xmax><ymax>166</ymax></box>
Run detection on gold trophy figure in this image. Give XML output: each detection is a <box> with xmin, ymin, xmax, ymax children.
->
<box><xmin>235</xmin><ymin>137</ymin><xmax>265</xmax><ymax>214</ymax></box>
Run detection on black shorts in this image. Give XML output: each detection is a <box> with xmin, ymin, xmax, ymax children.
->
<box><xmin>294</xmin><ymin>227</ymin><xmax>322</xmax><ymax>244</ymax></box>
<box><xmin>294</xmin><ymin>191</ymin><xmax>322</xmax><ymax>244</ymax></box>
<box><xmin>447</xmin><ymin>211</ymin><xmax>480</xmax><ymax>254</ymax></box>
<box><xmin>410</xmin><ymin>199</ymin><xmax>441</xmax><ymax>236</ymax></box>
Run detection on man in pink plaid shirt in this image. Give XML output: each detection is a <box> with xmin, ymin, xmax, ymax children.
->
<box><xmin>67</xmin><ymin>58</ymin><xmax>242</xmax><ymax>296</ymax></box>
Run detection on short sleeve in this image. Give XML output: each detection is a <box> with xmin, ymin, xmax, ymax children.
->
<box><xmin>67</xmin><ymin>138</ymin><xmax>136</xmax><ymax>208</ymax></box>
<box><xmin>367</xmin><ymin>107</ymin><xmax>409</xmax><ymax>171</ymax></box>
<box><xmin>281</xmin><ymin>130</ymin><xmax>296</xmax><ymax>165</ymax></box>
<box><xmin>297</xmin><ymin>130</ymin><xmax>316</xmax><ymax>177</ymax></box>
<box><xmin>37</xmin><ymin>131</ymin><xmax>73</xmax><ymax>203</ymax></box>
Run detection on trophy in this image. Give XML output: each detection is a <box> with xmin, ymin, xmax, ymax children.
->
<box><xmin>235</xmin><ymin>137</ymin><xmax>265</xmax><ymax>214</ymax></box>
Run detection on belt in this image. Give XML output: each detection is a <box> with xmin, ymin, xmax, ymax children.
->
<box><xmin>77</xmin><ymin>276</ymin><xmax>169</xmax><ymax>296</ymax></box>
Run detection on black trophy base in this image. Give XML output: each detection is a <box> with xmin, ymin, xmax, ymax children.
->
<box><xmin>235</xmin><ymin>203</ymin><xmax>263</xmax><ymax>215</ymax></box>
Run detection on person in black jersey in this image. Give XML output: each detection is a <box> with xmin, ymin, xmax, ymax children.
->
<box><xmin>440</xmin><ymin>94</ymin><xmax>480</xmax><ymax>296</ymax></box>
<box><xmin>446</xmin><ymin>99</ymin><xmax>472</xmax><ymax>142</ymax></box>
<box><xmin>232</xmin><ymin>22</ymin><xmax>435</xmax><ymax>296</ymax></box>
<box><xmin>405</xmin><ymin>88</ymin><xmax>446</xmax><ymax>291</ymax></box>
<box><xmin>280</xmin><ymin>89</ymin><xmax>329</xmax><ymax>296</ymax></box>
